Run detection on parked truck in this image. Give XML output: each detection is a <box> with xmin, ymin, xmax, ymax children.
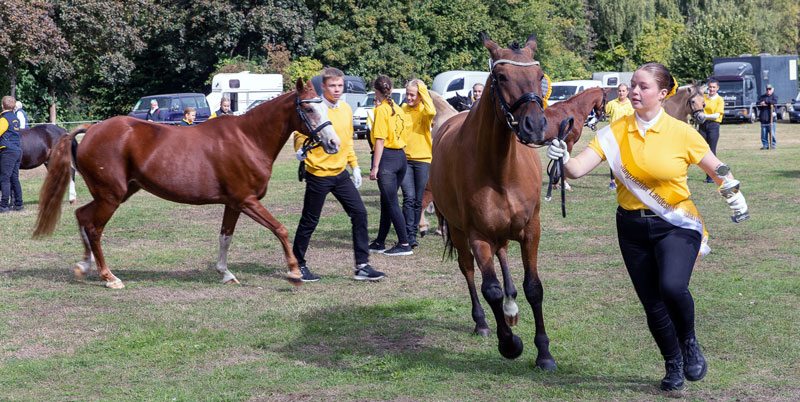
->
<box><xmin>710</xmin><ymin>54</ymin><xmax>799</xmax><ymax>123</ymax></box>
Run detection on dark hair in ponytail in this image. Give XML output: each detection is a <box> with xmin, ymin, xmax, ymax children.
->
<box><xmin>373</xmin><ymin>75</ymin><xmax>395</xmax><ymax>115</ymax></box>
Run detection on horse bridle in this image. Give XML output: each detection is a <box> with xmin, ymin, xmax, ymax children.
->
<box><xmin>585</xmin><ymin>88</ymin><xmax>608</xmax><ymax>131</ymax></box>
<box><xmin>489</xmin><ymin>58</ymin><xmax>546</xmax><ymax>146</ymax></box>
<box><xmin>686</xmin><ymin>86</ymin><xmax>705</xmax><ymax>122</ymax></box>
<box><xmin>296</xmin><ymin>93</ymin><xmax>333</xmax><ymax>156</ymax></box>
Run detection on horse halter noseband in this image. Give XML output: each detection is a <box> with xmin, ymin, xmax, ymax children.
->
<box><xmin>489</xmin><ymin>58</ymin><xmax>546</xmax><ymax>146</ymax></box>
<box><xmin>686</xmin><ymin>87</ymin><xmax>705</xmax><ymax>121</ymax></box>
<box><xmin>296</xmin><ymin>93</ymin><xmax>332</xmax><ymax>155</ymax></box>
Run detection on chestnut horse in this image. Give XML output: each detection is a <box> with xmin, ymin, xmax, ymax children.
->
<box><xmin>663</xmin><ymin>82</ymin><xmax>706</xmax><ymax>123</ymax></box>
<box><xmin>430</xmin><ymin>33</ymin><xmax>556</xmax><ymax>369</ymax></box>
<box><xmin>33</xmin><ymin>79</ymin><xmax>340</xmax><ymax>289</ymax></box>
<box><xmin>21</xmin><ymin>125</ymin><xmax>78</xmax><ymax>204</ymax></box>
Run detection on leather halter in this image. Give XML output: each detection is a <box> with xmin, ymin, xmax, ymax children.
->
<box><xmin>686</xmin><ymin>86</ymin><xmax>705</xmax><ymax>121</ymax></box>
<box><xmin>489</xmin><ymin>58</ymin><xmax>545</xmax><ymax>145</ymax></box>
<box><xmin>296</xmin><ymin>93</ymin><xmax>332</xmax><ymax>155</ymax></box>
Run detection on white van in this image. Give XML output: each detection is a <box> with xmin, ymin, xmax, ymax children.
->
<box><xmin>547</xmin><ymin>80</ymin><xmax>603</xmax><ymax>105</ymax></box>
<box><xmin>352</xmin><ymin>89</ymin><xmax>406</xmax><ymax>139</ymax></box>
<box><xmin>432</xmin><ymin>71</ymin><xmax>490</xmax><ymax>100</ymax></box>
<box><xmin>206</xmin><ymin>72</ymin><xmax>283</xmax><ymax>115</ymax></box>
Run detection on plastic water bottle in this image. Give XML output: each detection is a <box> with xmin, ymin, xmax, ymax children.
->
<box><xmin>715</xmin><ymin>164</ymin><xmax>750</xmax><ymax>223</ymax></box>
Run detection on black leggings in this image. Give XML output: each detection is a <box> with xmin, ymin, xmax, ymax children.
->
<box><xmin>616</xmin><ymin>207</ymin><xmax>701</xmax><ymax>361</ymax></box>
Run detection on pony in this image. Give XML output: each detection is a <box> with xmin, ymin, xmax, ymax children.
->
<box><xmin>430</xmin><ymin>33</ymin><xmax>557</xmax><ymax>369</ymax></box>
<box><xmin>663</xmin><ymin>82</ymin><xmax>706</xmax><ymax>123</ymax></box>
<box><xmin>32</xmin><ymin>79</ymin><xmax>340</xmax><ymax>289</ymax></box>
<box><xmin>20</xmin><ymin>125</ymin><xmax>78</xmax><ymax>204</ymax></box>
<box><xmin>445</xmin><ymin>93</ymin><xmax>473</xmax><ymax>112</ymax></box>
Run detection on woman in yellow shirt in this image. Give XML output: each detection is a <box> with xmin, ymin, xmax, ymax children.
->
<box><xmin>400</xmin><ymin>79</ymin><xmax>436</xmax><ymax>248</ymax></box>
<box><xmin>368</xmin><ymin>75</ymin><xmax>413</xmax><ymax>256</ymax></box>
<box><xmin>696</xmin><ymin>78</ymin><xmax>725</xmax><ymax>183</ymax></box>
<box><xmin>547</xmin><ymin>63</ymin><xmax>749</xmax><ymax>391</ymax></box>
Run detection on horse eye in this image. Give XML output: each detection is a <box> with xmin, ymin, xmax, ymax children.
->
<box><xmin>497</xmin><ymin>74</ymin><xmax>508</xmax><ymax>82</ymax></box>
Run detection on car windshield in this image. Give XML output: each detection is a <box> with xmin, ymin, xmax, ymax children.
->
<box><xmin>549</xmin><ymin>86</ymin><xmax>577</xmax><ymax>101</ymax></box>
<box><xmin>360</xmin><ymin>92</ymin><xmax>404</xmax><ymax>108</ymax></box>
<box><xmin>716</xmin><ymin>81</ymin><xmax>742</xmax><ymax>97</ymax></box>
<box><xmin>133</xmin><ymin>97</ymin><xmax>170</xmax><ymax>112</ymax></box>
<box><xmin>247</xmin><ymin>100</ymin><xmax>266</xmax><ymax>111</ymax></box>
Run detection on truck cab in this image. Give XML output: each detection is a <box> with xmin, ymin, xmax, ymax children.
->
<box><xmin>713</xmin><ymin>62</ymin><xmax>759</xmax><ymax>123</ymax></box>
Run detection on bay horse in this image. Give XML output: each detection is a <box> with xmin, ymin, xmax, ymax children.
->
<box><xmin>33</xmin><ymin>79</ymin><xmax>340</xmax><ymax>289</ymax></box>
<box><xmin>20</xmin><ymin>125</ymin><xmax>78</xmax><ymax>204</ymax></box>
<box><xmin>663</xmin><ymin>82</ymin><xmax>706</xmax><ymax>123</ymax></box>
<box><xmin>430</xmin><ymin>33</ymin><xmax>557</xmax><ymax>369</ymax></box>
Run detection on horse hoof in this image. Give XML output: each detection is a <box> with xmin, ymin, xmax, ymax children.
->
<box><xmin>536</xmin><ymin>358</ymin><xmax>557</xmax><ymax>371</ymax></box>
<box><xmin>105</xmin><ymin>278</ymin><xmax>125</xmax><ymax>289</ymax></box>
<box><xmin>420</xmin><ymin>230</ymin><xmax>427</xmax><ymax>238</ymax></box>
<box><xmin>498</xmin><ymin>335</ymin><xmax>523</xmax><ymax>359</ymax></box>
<box><xmin>286</xmin><ymin>272</ymin><xmax>303</xmax><ymax>287</ymax></box>
<box><xmin>505</xmin><ymin>313</ymin><xmax>519</xmax><ymax>327</ymax></box>
<box><xmin>474</xmin><ymin>327</ymin><xmax>491</xmax><ymax>338</ymax></box>
<box><xmin>434</xmin><ymin>230</ymin><xmax>443</xmax><ymax>236</ymax></box>
<box><xmin>69</xmin><ymin>199</ymin><xmax>77</xmax><ymax>205</ymax></box>
<box><xmin>224</xmin><ymin>278</ymin><xmax>240</xmax><ymax>285</ymax></box>
<box><xmin>73</xmin><ymin>266</ymin><xmax>86</xmax><ymax>279</ymax></box>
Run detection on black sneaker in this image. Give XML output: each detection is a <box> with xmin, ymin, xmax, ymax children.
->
<box><xmin>11</xmin><ymin>205</ymin><xmax>24</xmax><ymax>211</ymax></box>
<box><xmin>368</xmin><ymin>240</ymin><xmax>386</xmax><ymax>253</ymax></box>
<box><xmin>703</xmin><ymin>177</ymin><xmax>714</xmax><ymax>183</ymax></box>
<box><xmin>353</xmin><ymin>264</ymin><xmax>385</xmax><ymax>281</ymax></box>
<box><xmin>297</xmin><ymin>265</ymin><xmax>320</xmax><ymax>282</ymax></box>
<box><xmin>0</xmin><ymin>207</ymin><xmax>9</xmax><ymax>214</ymax></box>
<box><xmin>660</xmin><ymin>359</ymin><xmax>685</xmax><ymax>391</ymax></box>
<box><xmin>384</xmin><ymin>244</ymin><xmax>413</xmax><ymax>256</ymax></box>
<box><xmin>680</xmin><ymin>336</ymin><xmax>707</xmax><ymax>382</ymax></box>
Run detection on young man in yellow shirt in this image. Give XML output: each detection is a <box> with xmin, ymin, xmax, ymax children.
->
<box><xmin>696</xmin><ymin>78</ymin><xmax>724</xmax><ymax>183</ymax></box>
<box><xmin>293</xmin><ymin>68</ymin><xmax>384</xmax><ymax>281</ymax></box>
<box><xmin>604</xmin><ymin>83</ymin><xmax>634</xmax><ymax>190</ymax></box>
<box><xmin>400</xmin><ymin>79</ymin><xmax>436</xmax><ymax>248</ymax></box>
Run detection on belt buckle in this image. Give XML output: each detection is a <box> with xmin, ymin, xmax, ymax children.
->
<box><xmin>640</xmin><ymin>209</ymin><xmax>654</xmax><ymax>217</ymax></box>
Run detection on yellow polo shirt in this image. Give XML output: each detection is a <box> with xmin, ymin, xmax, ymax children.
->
<box><xmin>371</xmin><ymin>100</ymin><xmax>410</xmax><ymax>150</ymax></box>
<box><xmin>294</xmin><ymin>101</ymin><xmax>358</xmax><ymax>177</ymax></box>
<box><xmin>587</xmin><ymin>111</ymin><xmax>710</xmax><ymax>211</ymax></box>
<box><xmin>401</xmin><ymin>82</ymin><xmax>436</xmax><ymax>163</ymax></box>
<box><xmin>703</xmin><ymin>94</ymin><xmax>724</xmax><ymax>123</ymax></box>
<box><xmin>605</xmin><ymin>98</ymin><xmax>634</xmax><ymax>123</ymax></box>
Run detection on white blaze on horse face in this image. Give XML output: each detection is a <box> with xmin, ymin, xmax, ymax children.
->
<box><xmin>307</xmin><ymin>100</ymin><xmax>340</xmax><ymax>154</ymax></box>
<box><xmin>216</xmin><ymin>234</ymin><xmax>237</xmax><ymax>283</ymax></box>
<box><xmin>503</xmin><ymin>297</ymin><xmax>519</xmax><ymax>318</ymax></box>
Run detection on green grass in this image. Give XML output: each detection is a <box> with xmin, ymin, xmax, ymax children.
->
<box><xmin>1</xmin><ymin>121</ymin><xmax>799</xmax><ymax>400</ymax></box>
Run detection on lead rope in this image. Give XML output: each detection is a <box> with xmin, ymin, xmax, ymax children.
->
<box><xmin>297</xmin><ymin>137</ymin><xmax>322</xmax><ymax>182</ymax></box>
<box><xmin>545</xmin><ymin>117</ymin><xmax>573</xmax><ymax>217</ymax></box>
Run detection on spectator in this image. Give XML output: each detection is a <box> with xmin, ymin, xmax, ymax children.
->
<box><xmin>0</xmin><ymin>96</ymin><xmax>23</xmax><ymax>213</ymax></box>
<box><xmin>547</xmin><ymin>62</ymin><xmax>749</xmax><ymax>391</ymax></box>
<box><xmin>696</xmin><ymin>79</ymin><xmax>724</xmax><ymax>182</ymax></box>
<box><xmin>292</xmin><ymin>67</ymin><xmax>384</xmax><ymax>282</ymax></box>
<box><xmin>209</xmin><ymin>98</ymin><xmax>233</xmax><ymax>119</ymax></box>
<box><xmin>178</xmin><ymin>107</ymin><xmax>196</xmax><ymax>126</ymax></box>
<box><xmin>14</xmin><ymin>101</ymin><xmax>28</xmax><ymax>129</ymax></box>
<box><xmin>368</xmin><ymin>75</ymin><xmax>413</xmax><ymax>256</ymax></box>
<box><xmin>146</xmin><ymin>100</ymin><xmax>160</xmax><ymax>122</ymax></box>
<box><xmin>757</xmin><ymin>84</ymin><xmax>777</xmax><ymax>149</ymax></box>
<box><xmin>604</xmin><ymin>83</ymin><xmax>634</xmax><ymax>190</ymax></box>
<box><xmin>400</xmin><ymin>79</ymin><xmax>436</xmax><ymax>249</ymax></box>
<box><xmin>472</xmin><ymin>83</ymin><xmax>484</xmax><ymax>102</ymax></box>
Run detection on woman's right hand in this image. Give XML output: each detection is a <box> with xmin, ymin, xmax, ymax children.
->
<box><xmin>546</xmin><ymin>139</ymin><xmax>570</xmax><ymax>165</ymax></box>
<box><xmin>370</xmin><ymin>166</ymin><xmax>379</xmax><ymax>181</ymax></box>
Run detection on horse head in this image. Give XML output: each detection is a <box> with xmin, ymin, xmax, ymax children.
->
<box><xmin>295</xmin><ymin>78</ymin><xmax>340</xmax><ymax>154</ymax></box>
<box><xmin>482</xmin><ymin>32</ymin><xmax>548</xmax><ymax>145</ymax></box>
<box><xmin>686</xmin><ymin>80</ymin><xmax>706</xmax><ymax>122</ymax></box>
<box><xmin>446</xmin><ymin>93</ymin><xmax>472</xmax><ymax>112</ymax></box>
<box><xmin>584</xmin><ymin>87</ymin><xmax>608</xmax><ymax>131</ymax></box>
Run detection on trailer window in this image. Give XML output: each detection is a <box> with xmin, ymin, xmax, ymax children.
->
<box><xmin>446</xmin><ymin>78</ymin><xmax>464</xmax><ymax>92</ymax></box>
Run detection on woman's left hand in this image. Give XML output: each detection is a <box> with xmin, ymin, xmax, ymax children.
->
<box><xmin>370</xmin><ymin>166</ymin><xmax>379</xmax><ymax>181</ymax></box>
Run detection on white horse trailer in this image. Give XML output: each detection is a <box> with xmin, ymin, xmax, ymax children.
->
<box><xmin>206</xmin><ymin>72</ymin><xmax>283</xmax><ymax>115</ymax></box>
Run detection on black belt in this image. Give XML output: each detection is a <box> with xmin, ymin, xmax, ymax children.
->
<box><xmin>617</xmin><ymin>206</ymin><xmax>659</xmax><ymax>217</ymax></box>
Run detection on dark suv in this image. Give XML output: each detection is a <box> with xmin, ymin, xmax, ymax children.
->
<box><xmin>129</xmin><ymin>93</ymin><xmax>211</xmax><ymax>124</ymax></box>
<box><xmin>789</xmin><ymin>93</ymin><xmax>800</xmax><ymax>123</ymax></box>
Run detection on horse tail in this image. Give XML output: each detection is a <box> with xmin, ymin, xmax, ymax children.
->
<box><xmin>33</xmin><ymin>124</ymin><xmax>90</xmax><ymax>238</ymax></box>
<box><xmin>71</xmin><ymin>135</ymin><xmax>80</xmax><ymax>176</ymax></box>
<box><xmin>438</xmin><ymin>212</ymin><xmax>456</xmax><ymax>261</ymax></box>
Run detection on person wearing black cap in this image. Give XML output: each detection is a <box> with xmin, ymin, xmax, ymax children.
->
<box><xmin>757</xmin><ymin>84</ymin><xmax>777</xmax><ymax>149</ymax></box>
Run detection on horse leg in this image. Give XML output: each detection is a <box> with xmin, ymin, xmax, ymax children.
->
<box><xmin>496</xmin><ymin>244</ymin><xmax>519</xmax><ymax>327</ymax></box>
<box><xmin>215</xmin><ymin>206</ymin><xmax>241</xmax><ymax>285</ymax></box>
<box><xmin>75</xmin><ymin>200</ymin><xmax>125</xmax><ymax>289</ymax></box>
<box><xmin>419</xmin><ymin>214</ymin><xmax>429</xmax><ymax>238</ymax></box>
<box><xmin>521</xmin><ymin>227</ymin><xmax>557</xmax><ymax>371</ymax></box>
<box><xmin>74</xmin><ymin>224</ymin><xmax>95</xmax><ymax>278</ymax></box>
<box><xmin>450</xmin><ymin>226</ymin><xmax>490</xmax><ymax>337</ymax></box>
<box><xmin>471</xmin><ymin>235</ymin><xmax>522</xmax><ymax>359</ymax></box>
<box><xmin>238</xmin><ymin>196</ymin><xmax>301</xmax><ymax>284</ymax></box>
<box><xmin>68</xmin><ymin>167</ymin><xmax>77</xmax><ymax>204</ymax></box>
<box><xmin>418</xmin><ymin>184</ymin><xmax>434</xmax><ymax>237</ymax></box>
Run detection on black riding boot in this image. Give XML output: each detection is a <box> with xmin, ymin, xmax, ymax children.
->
<box><xmin>680</xmin><ymin>336</ymin><xmax>708</xmax><ymax>381</ymax></box>
<box><xmin>660</xmin><ymin>359</ymin><xmax>685</xmax><ymax>391</ymax></box>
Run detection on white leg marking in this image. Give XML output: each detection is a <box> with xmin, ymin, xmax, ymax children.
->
<box><xmin>216</xmin><ymin>234</ymin><xmax>236</xmax><ymax>283</ymax></box>
<box><xmin>77</xmin><ymin>227</ymin><xmax>93</xmax><ymax>273</ymax></box>
<box><xmin>503</xmin><ymin>298</ymin><xmax>519</xmax><ymax>318</ymax></box>
<box><xmin>68</xmin><ymin>178</ymin><xmax>77</xmax><ymax>202</ymax></box>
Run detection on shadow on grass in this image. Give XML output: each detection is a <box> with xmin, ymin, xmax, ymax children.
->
<box><xmin>272</xmin><ymin>300</ymin><xmax>656</xmax><ymax>394</ymax></box>
<box><xmin>775</xmin><ymin>170</ymin><xmax>800</xmax><ymax>178</ymax></box>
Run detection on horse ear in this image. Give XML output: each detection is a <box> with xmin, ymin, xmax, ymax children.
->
<box><xmin>481</xmin><ymin>32</ymin><xmax>500</xmax><ymax>54</ymax></box>
<box><xmin>295</xmin><ymin>77</ymin><xmax>305</xmax><ymax>93</ymax></box>
<box><xmin>525</xmin><ymin>33</ymin><xmax>538</xmax><ymax>55</ymax></box>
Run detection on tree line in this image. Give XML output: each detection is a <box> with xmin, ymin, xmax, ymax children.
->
<box><xmin>1</xmin><ymin>0</ymin><xmax>798</xmax><ymax>122</ymax></box>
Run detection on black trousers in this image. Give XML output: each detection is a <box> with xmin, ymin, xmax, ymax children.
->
<box><xmin>698</xmin><ymin>121</ymin><xmax>720</xmax><ymax>155</ymax></box>
<box><xmin>292</xmin><ymin>170</ymin><xmax>369</xmax><ymax>267</ymax></box>
<box><xmin>616</xmin><ymin>207</ymin><xmax>701</xmax><ymax>361</ymax></box>
<box><xmin>375</xmin><ymin>148</ymin><xmax>408</xmax><ymax>244</ymax></box>
<box><xmin>0</xmin><ymin>148</ymin><xmax>22</xmax><ymax>208</ymax></box>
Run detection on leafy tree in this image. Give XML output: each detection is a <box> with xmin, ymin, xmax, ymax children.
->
<box><xmin>633</xmin><ymin>16</ymin><xmax>685</xmax><ymax>67</ymax></box>
<box><xmin>284</xmin><ymin>57</ymin><xmax>323</xmax><ymax>90</ymax></box>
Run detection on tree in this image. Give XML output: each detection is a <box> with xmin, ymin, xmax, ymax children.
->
<box><xmin>0</xmin><ymin>1</ymin><xmax>68</xmax><ymax>98</ymax></box>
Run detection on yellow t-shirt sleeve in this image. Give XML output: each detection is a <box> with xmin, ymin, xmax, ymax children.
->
<box><xmin>587</xmin><ymin>135</ymin><xmax>606</xmax><ymax>161</ymax></box>
<box><xmin>418</xmin><ymin>82</ymin><xmax>436</xmax><ymax>120</ymax></box>
<box><xmin>685</xmin><ymin>127</ymin><xmax>711</xmax><ymax>164</ymax></box>
<box><xmin>293</xmin><ymin>131</ymin><xmax>307</xmax><ymax>152</ymax></box>
<box><xmin>372</xmin><ymin>105</ymin><xmax>389</xmax><ymax>140</ymax></box>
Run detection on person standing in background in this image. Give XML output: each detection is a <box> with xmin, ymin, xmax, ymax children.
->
<box><xmin>0</xmin><ymin>96</ymin><xmax>23</xmax><ymax>213</ymax></box>
<box><xmin>696</xmin><ymin>79</ymin><xmax>724</xmax><ymax>182</ymax></box>
<box><xmin>604</xmin><ymin>83</ymin><xmax>634</xmax><ymax>190</ymax></box>
<box><xmin>14</xmin><ymin>101</ymin><xmax>28</xmax><ymax>129</ymax></box>
<box><xmin>209</xmin><ymin>98</ymin><xmax>233</xmax><ymax>119</ymax></box>
<box><xmin>146</xmin><ymin>100</ymin><xmax>160</xmax><ymax>122</ymax></box>
<box><xmin>178</xmin><ymin>107</ymin><xmax>196</xmax><ymax>126</ymax></box>
<box><xmin>757</xmin><ymin>84</ymin><xmax>777</xmax><ymax>149</ymax></box>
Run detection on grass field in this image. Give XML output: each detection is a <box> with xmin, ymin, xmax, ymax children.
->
<box><xmin>1</xmin><ymin>120</ymin><xmax>798</xmax><ymax>401</ymax></box>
